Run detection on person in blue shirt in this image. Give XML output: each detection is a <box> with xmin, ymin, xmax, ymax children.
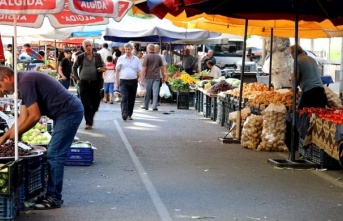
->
<box><xmin>0</xmin><ymin>66</ymin><xmax>84</xmax><ymax>210</ymax></box>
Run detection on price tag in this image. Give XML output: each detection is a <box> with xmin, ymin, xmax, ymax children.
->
<box><xmin>18</xmin><ymin>142</ymin><xmax>32</xmax><ymax>150</ymax></box>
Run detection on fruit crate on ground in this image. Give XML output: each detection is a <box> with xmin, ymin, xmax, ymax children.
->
<box><xmin>22</xmin><ymin>155</ymin><xmax>48</xmax><ymax>200</ymax></box>
<box><xmin>0</xmin><ymin>160</ymin><xmax>23</xmax><ymax>197</ymax></box>
<box><xmin>0</xmin><ymin>193</ymin><xmax>18</xmax><ymax>221</ymax></box>
<box><xmin>311</xmin><ymin>144</ymin><xmax>341</xmax><ymax>169</ymax></box>
<box><xmin>65</xmin><ymin>142</ymin><xmax>94</xmax><ymax>166</ymax></box>
<box><xmin>177</xmin><ymin>92</ymin><xmax>189</xmax><ymax>110</ymax></box>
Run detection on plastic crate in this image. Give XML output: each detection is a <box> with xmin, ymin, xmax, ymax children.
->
<box><xmin>311</xmin><ymin>144</ymin><xmax>341</xmax><ymax>169</ymax></box>
<box><xmin>210</xmin><ymin>97</ymin><xmax>217</xmax><ymax>121</ymax></box>
<box><xmin>18</xmin><ymin>185</ymin><xmax>25</xmax><ymax>212</ymax></box>
<box><xmin>0</xmin><ymin>194</ymin><xmax>17</xmax><ymax>221</ymax></box>
<box><xmin>188</xmin><ymin>92</ymin><xmax>195</xmax><ymax>107</ymax></box>
<box><xmin>22</xmin><ymin>155</ymin><xmax>48</xmax><ymax>200</ymax></box>
<box><xmin>67</xmin><ymin>152</ymin><xmax>93</xmax><ymax>161</ymax></box>
<box><xmin>65</xmin><ymin>160</ymin><xmax>93</xmax><ymax>166</ymax></box>
<box><xmin>65</xmin><ymin>147</ymin><xmax>93</xmax><ymax>166</ymax></box>
<box><xmin>177</xmin><ymin>92</ymin><xmax>189</xmax><ymax>109</ymax></box>
<box><xmin>0</xmin><ymin>160</ymin><xmax>23</xmax><ymax>197</ymax></box>
<box><xmin>216</xmin><ymin>100</ymin><xmax>222</xmax><ymax>125</ymax></box>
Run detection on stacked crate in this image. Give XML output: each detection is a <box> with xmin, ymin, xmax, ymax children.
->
<box><xmin>18</xmin><ymin>154</ymin><xmax>48</xmax><ymax>211</ymax></box>
<box><xmin>65</xmin><ymin>142</ymin><xmax>94</xmax><ymax>166</ymax></box>
<box><xmin>0</xmin><ymin>160</ymin><xmax>23</xmax><ymax>220</ymax></box>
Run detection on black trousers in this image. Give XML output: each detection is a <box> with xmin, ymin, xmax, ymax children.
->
<box><xmin>79</xmin><ymin>80</ymin><xmax>101</xmax><ymax>126</ymax></box>
<box><xmin>298</xmin><ymin>87</ymin><xmax>327</xmax><ymax>109</ymax></box>
<box><xmin>120</xmin><ymin>79</ymin><xmax>138</xmax><ymax>117</ymax></box>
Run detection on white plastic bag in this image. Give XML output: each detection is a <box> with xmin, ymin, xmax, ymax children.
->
<box><xmin>137</xmin><ymin>83</ymin><xmax>146</xmax><ymax>96</ymax></box>
<box><xmin>159</xmin><ymin>83</ymin><xmax>171</xmax><ymax>98</ymax></box>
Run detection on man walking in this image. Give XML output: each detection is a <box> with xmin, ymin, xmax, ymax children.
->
<box><xmin>115</xmin><ymin>43</ymin><xmax>142</xmax><ymax>121</ymax></box>
<box><xmin>0</xmin><ymin>66</ymin><xmax>83</xmax><ymax>210</ymax></box>
<box><xmin>140</xmin><ymin>44</ymin><xmax>165</xmax><ymax>111</ymax></box>
<box><xmin>72</xmin><ymin>40</ymin><xmax>104</xmax><ymax>130</ymax></box>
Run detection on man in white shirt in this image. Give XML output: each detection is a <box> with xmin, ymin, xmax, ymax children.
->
<box><xmin>115</xmin><ymin>43</ymin><xmax>142</xmax><ymax>121</ymax></box>
<box><xmin>98</xmin><ymin>43</ymin><xmax>112</xmax><ymax>64</ymax></box>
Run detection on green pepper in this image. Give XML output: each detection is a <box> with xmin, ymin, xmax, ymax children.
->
<box><xmin>0</xmin><ymin>179</ymin><xmax>7</xmax><ymax>187</ymax></box>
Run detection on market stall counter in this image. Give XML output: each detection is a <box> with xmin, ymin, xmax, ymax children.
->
<box><xmin>300</xmin><ymin>117</ymin><xmax>343</xmax><ymax>169</ymax></box>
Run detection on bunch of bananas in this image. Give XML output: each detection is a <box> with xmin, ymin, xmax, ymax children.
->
<box><xmin>179</xmin><ymin>73</ymin><xmax>196</xmax><ymax>84</ymax></box>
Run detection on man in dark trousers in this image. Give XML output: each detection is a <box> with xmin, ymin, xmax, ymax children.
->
<box><xmin>0</xmin><ymin>66</ymin><xmax>83</xmax><ymax>210</ymax></box>
<box><xmin>115</xmin><ymin>43</ymin><xmax>142</xmax><ymax>121</ymax></box>
<box><xmin>72</xmin><ymin>40</ymin><xmax>104</xmax><ymax>130</ymax></box>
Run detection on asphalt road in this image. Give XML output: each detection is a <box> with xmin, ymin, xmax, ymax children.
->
<box><xmin>16</xmin><ymin>96</ymin><xmax>343</xmax><ymax>221</ymax></box>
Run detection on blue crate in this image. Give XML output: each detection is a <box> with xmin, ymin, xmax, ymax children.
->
<box><xmin>67</xmin><ymin>147</ymin><xmax>93</xmax><ymax>161</ymax></box>
<box><xmin>0</xmin><ymin>194</ymin><xmax>17</xmax><ymax>220</ymax></box>
<box><xmin>18</xmin><ymin>185</ymin><xmax>25</xmax><ymax>212</ymax></box>
<box><xmin>67</xmin><ymin>153</ymin><xmax>93</xmax><ymax>161</ymax></box>
<box><xmin>65</xmin><ymin>146</ymin><xmax>93</xmax><ymax>166</ymax></box>
<box><xmin>65</xmin><ymin>160</ymin><xmax>93</xmax><ymax>166</ymax></box>
<box><xmin>69</xmin><ymin>147</ymin><xmax>93</xmax><ymax>154</ymax></box>
<box><xmin>21</xmin><ymin>155</ymin><xmax>48</xmax><ymax>200</ymax></box>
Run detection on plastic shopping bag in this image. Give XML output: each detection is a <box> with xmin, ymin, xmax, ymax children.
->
<box><xmin>159</xmin><ymin>83</ymin><xmax>171</xmax><ymax>98</ymax></box>
<box><xmin>137</xmin><ymin>83</ymin><xmax>146</xmax><ymax>97</ymax></box>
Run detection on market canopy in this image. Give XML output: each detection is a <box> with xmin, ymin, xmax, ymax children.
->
<box><xmin>134</xmin><ymin>0</ymin><xmax>343</xmax><ymax>26</ymax></box>
<box><xmin>169</xmin><ymin>16</ymin><xmax>343</xmax><ymax>39</ymax></box>
<box><xmin>101</xmin><ymin>16</ymin><xmax>221</xmax><ymax>42</ymax></box>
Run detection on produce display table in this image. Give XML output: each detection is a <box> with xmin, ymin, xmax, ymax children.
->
<box><xmin>195</xmin><ymin>89</ymin><xmax>203</xmax><ymax>112</ymax></box>
<box><xmin>197</xmin><ymin>89</ymin><xmax>217</xmax><ymax>119</ymax></box>
<box><xmin>217</xmin><ymin>94</ymin><xmax>226</xmax><ymax>126</ymax></box>
<box><xmin>310</xmin><ymin>118</ymin><xmax>343</xmax><ymax>162</ymax></box>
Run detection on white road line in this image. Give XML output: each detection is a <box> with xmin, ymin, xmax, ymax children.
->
<box><xmin>114</xmin><ymin>120</ymin><xmax>173</xmax><ymax>221</ymax></box>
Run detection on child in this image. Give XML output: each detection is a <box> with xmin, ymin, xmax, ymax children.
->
<box><xmin>103</xmin><ymin>56</ymin><xmax>116</xmax><ymax>104</ymax></box>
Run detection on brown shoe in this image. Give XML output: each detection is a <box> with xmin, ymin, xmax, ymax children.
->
<box><xmin>85</xmin><ymin>125</ymin><xmax>92</xmax><ymax>130</ymax></box>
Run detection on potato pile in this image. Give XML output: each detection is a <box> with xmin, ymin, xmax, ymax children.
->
<box><xmin>247</xmin><ymin>90</ymin><xmax>300</xmax><ymax>110</ymax></box>
<box><xmin>324</xmin><ymin>86</ymin><xmax>342</xmax><ymax>108</ymax></box>
<box><xmin>228</xmin><ymin>82</ymin><xmax>271</xmax><ymax>98</ymax></box>
<box><xmin>241</xmin><ymin>115</ymin><xmax>263</xmax><ymax>149</ymax></box>
<box><xmin>257</xmin><ymin>103</ymin><xmax>288</xmax><ymax>152</ymax></box>
<box><xmin>229</xmin><ymin>107</ymin><xmax>251</xmax><ymax>139</ymax></box>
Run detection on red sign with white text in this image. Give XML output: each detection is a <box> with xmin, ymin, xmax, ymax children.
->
<box><xmin>48</xmin><ymin>0</ymin><xmax>108</xmax><ymax>28</ymax></box>
<box><xmin>69</xmin><ymin>0</ymin><xmax>118</xmax><ymax>17</ymax></box>
<box><xmin>115</xmin><ymin>0</ymin><xmax>132</xmax><ymax>21</ymax></box>
<box><xmin>0</xmin><ymin>14</ymin><xmax>44</xmax><ymax>27</ymax></box>
<box><xmin>0</xmin><ymin>0</ymin><xmax>64</xmax><ymax>15</ymax></box>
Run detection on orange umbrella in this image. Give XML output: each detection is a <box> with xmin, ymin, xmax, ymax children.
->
<box><xmin>169</xmin><ymin>15</ymin><xmax>343</xmax><ymax>38</ymax></box>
